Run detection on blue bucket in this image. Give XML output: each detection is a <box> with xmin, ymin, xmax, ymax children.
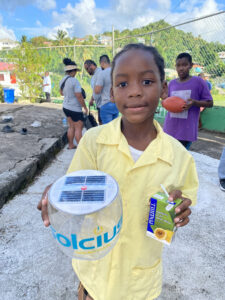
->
<box><xmin>3</xmin><ymin>88</ymin><xmax>15</xmax><ymax>103</ymax></box>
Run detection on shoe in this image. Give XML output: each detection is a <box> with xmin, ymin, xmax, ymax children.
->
<box><xmin>219</xmin><ymin>179</ymin><xmax>225</xmax><ymax>191</ymax></box>
<box><xmin>1</xmin><ymin>125</ymin><xmax>14</xmax><ymax>133</ymax></box>
<box><xmin>20</xmin><ymin>128</ymin><xmax>27</xmax><ymax>135</ymax></box>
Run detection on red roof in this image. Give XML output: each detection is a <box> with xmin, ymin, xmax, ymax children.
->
<box><xmin>0</xmin><ymin>62</ymin><xmax>15</xmax><ymax>71</ymax></box>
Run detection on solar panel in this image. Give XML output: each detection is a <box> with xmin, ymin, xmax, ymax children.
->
<box><xmin>83</xmin><ymin>190</ymin><xmax>105</xmax><ymax>202</ymax></box>
<box><xmin>65</xmin><ymin>176</ymin><xmax>106</xmax><ymax>185</ymax></box>
<box><xmin>59</xmin><ymin>190</ymin><xmax>105</xmax><ymax>202</ymax></box>
<box><xmin>59</xmin><ymin>191</ymin><xmax>82</xmax><ymax>202</ymax></box>
<box><xmin>86</xmin><ymin>176</ymin><xmax>106</xmax><ymax>185</ymax></box>
<box><xmin>65</xmin><ymin>176</ymin><xmax>86</xmax><ymax>185</ymax></box>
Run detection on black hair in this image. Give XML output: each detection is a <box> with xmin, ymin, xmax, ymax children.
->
<box><xmin>63</xmin><ymin>57</ymin><xmax>76</xmax><ymax>66</ymax></box>
<box><xmin>176</xmin><ymin>52</ymin><xmax>192</xmax><ymax>64</ymax></box>
<box><xmin>84</xmin><ymin>59</ymin><xmax>97</xmax><ymax>67</ymax></box>
<box><xmin>111</xmin><ymin>43</ymin><xmax>165</xmax><ymax>83</ymax></box>
<box><xmin>100</xmin><ymin>54</ymin><xmax>110</xmax><ymax>64</ymax></box>
<box><xmin>63</xmin><ymin>57</ymin><xmax>78</xmax><ymax>74</ymax></box>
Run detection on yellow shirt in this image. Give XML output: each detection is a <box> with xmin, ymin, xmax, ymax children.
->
<box><xmin>67</xmin><ymin>117</ymin><xmax>198</xmax><ymax>300</ymax></box>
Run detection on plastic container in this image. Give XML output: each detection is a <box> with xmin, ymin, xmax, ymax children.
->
<box><xmin>48</xmin><ymin>170</ymin><xmax>123</xmax><ymax>260</ymax></box>
<box><xmin>62</xmin><ymin>117</ymin><xmax>67</xmax><ymax>127</ymax></box>
<box><xmin>3</xmin><ymin>88</ymin><xmax>14</xmax><ymax>103</ymax></box>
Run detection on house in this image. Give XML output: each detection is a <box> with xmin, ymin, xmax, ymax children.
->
<box><xmin>0</xmin><ymin>62</ymin><xmax>20</xmax><ymax>96</ymax></box>
<box><xmin>218</xmin><ymin>52</ymin><xmax>225</xmax><ymax>63</ymax></box>
<box><xmin>98</xmin><ymin>35</ymin><xmax>112</xmax><ymax>46</ymax></box>
<box><xmin>0</xmin><ymin>39</ymin><xmax>19</xmax><ymax>51</ymax></box>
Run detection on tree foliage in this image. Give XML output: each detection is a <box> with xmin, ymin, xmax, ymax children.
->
<box><xmin>7</xmin><ymin>42</ymin><xmax>48</xmax><ymax>102</ymax></box>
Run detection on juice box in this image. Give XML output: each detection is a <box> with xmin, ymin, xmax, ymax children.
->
<box><xmin>146</xmin><ymin>192</ymin><xmax>182</xmax><ymax>245</ymax></box>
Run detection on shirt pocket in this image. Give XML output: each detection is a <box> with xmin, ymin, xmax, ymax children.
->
<box><xmin>129</xmin><ymin>259</ymin><xmax>162</xmax><ymax>300</ymax></box>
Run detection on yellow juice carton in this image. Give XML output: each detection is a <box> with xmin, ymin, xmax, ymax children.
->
<box><xmin>146</xmin><ymin>192</ymin><xmax>182</xmax><ymax>245</ymax></box>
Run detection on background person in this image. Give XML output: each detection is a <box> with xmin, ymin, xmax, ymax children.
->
<box><xmin>60</xmin><ymin>58</ymin><xmax>88</xmax><ymax>149</ymax></box>
<box><xmin>42</xmin><ymin>71</ymin><xmax>51</xmax><ymax>102</ymax></box>
<box><xmin>84</xmin><ymin>60</ymin><xmax>102</xmax><ymax>124</ymax></box>
<box><xmin>163</xmin><ymin>52</ymin><xmax>213</xmax><ymax>149</ymax></box>
<box><xmin>198</xmin><ymin>72</ymin><xmax>212</xmax><ymax>129</ymax></box>
<box><xmin>94</xmin><ymin>54</ymin><xmax>119</xmax><ymax>124</ymax></box>
<box><xmin>218</xmin><ymin>147</ymin><xmax>225</xmax><ymax>191</ymax></box>
<box><xmin>38</xmin><ymin>44</ymin><xmax>198</xmax><ymax>300</ymax></box>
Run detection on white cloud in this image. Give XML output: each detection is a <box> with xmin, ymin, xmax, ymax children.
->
<box><xmin>0</xmin><ymin>15</ymin><xmax>16</xmax><ymax>40</ymax></box>
<box><xmin>36</xmin><ymin>20</ymin><xmax>42</xmax><ymax>26</ymax></box>
<box><xmin>36</xmin><ymin>0</ymin><xmax>56</xmax><ymax>11</ymax></box>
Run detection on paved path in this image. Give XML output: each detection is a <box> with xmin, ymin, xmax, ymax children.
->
<box><xmin>1</xmin><ymin>147</ymin><xmax>225</xmax><ymax>300</ymax></box>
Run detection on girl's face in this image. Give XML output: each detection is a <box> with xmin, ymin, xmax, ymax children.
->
<box><xmin>175</xmin><ymin>57</ymin><xmax>192</xmax><ymax>80</ymax></box>
<box><xmin>111</xmin><ymin>49</ymin><xmax>166</xmax><ymax>125</ymax></box>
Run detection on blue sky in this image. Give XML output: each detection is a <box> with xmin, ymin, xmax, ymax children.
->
<box><xmin>0</xmin><ymin>0</ymin><xmax>224</xmax><ymax>41</ymax></box>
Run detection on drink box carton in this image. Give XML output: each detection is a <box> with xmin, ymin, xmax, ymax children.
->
<box><xmin>146</xmin><ymin>192</ymin><xmax>182</xmax><ymax>245</ymax></box>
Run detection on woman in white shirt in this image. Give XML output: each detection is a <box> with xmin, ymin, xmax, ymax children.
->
<box><xmin>60</xmin><ymin>58</ymin><xmax>88</xmax><ymax>149</ymax></box>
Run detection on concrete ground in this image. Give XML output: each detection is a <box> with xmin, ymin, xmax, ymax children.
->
<box><xmin>1</xmin><ymin>103</ymin><xmax>225</xmax><ymax>300</ymax></box>
<box><xmin>0</xmin><ymin>103</ymin><xmax>67</xmax><ymax>208</ymax></box>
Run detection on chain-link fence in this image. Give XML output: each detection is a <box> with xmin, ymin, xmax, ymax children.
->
<box><xmin>0</xmin><ymin>11</ymin><xmax>224</xmax><ymax>105</ymax></box>
<box><xmin>114</xmin><ymin>11</ymin><xmax>225</xmax><ymax>107</ymax></box>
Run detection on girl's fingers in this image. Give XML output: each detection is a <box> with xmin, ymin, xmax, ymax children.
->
<box><xmin>176</xmin><ymin>216</ymin><xmax>190</xmax><ymax>227</ymax></box>
<box><xmin>168</xmin><ymin>190</ymin><xmax>182</xmax><ymax>201</ymax></box>
<box><xmin>175</xmin><ymin>198</ymin><xmax>192</xmax><ymax>214</ymax></box>
<box><xmin>174</xmin><ymin>207</ymin><xmax>192</xmax><ymax>224</ymax></box>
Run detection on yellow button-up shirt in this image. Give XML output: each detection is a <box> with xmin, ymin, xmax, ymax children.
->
<box><xmin>67</xmin><ymin>117</ymin><xmax>198</xmax><ymax>300</ymax></box>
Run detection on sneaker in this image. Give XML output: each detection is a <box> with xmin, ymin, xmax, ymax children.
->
<box><xmin>1</xmin><ymin>125</ymin><xmax>14</xmax><ymax>133</ymax></box>
<box><xmin>219</xmin><ymin>179</ymin><xmax>225</xmax><ymax>192</ymax></box>
<box><xmin>20</xmin><ymin>128</ymin><xmax>27</xmax><ymax>135</ymax></box>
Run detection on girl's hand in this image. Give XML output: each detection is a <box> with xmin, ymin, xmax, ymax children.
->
<box><xmin>168</xmin><ymin>190</ymin><xmax>192</xmax><ymax>227</ymax></box>
<box><xmin>37</xmin><ymin>184</ymin><xmax>52</xmax><ymax>227</ymax></box>
<box><xmin>183</xmin><ymin>99</ymin><xmax>194</xmax><ymax>110</ymax></box>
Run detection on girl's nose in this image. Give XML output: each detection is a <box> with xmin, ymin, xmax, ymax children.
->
<box><xmin>128</xmin><ymin>82</ymin><xmax>142</xmax><ymax>97</ymax></box>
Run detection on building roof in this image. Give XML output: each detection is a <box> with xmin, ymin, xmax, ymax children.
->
<box><xmin>0</xmin><ymin>62</ymin><xmax>15</xmax><ymax>71</ymax></box>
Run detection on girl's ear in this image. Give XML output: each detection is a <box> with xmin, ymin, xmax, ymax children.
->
<box><xmin>110</xmin><ymin>87</ymin><xmax>115</xmax><ymax>103</ymax></box>
<box><xmin>160</xmin><ymin>81</ymin><xmax>168</xmax><ymax>100</ymax></box>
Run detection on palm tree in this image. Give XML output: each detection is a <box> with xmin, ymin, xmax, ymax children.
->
<box><xmin>55</xmin><ymin>30</ymin><xmax>68</xmax><ymax>45</ymax></box>
<box><xmin>21</xmin><ymin>35</ymin><xmax>28</xmax><ymax>44</ymax></box>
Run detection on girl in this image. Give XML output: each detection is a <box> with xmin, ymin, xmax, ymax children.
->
<box><xmin>38</xmin><ymin>44</ymin><xmax>198</xmax><ymax>300</ymax></box>
<box><xmin>60</xmin><ymin>58</ymin><xmax>88</xmax><ymax>149</ymax></box>
<box><xmin>163</xmin><ymin>52</ymin><xmax>213</xmax><ymax>149</ymax></box>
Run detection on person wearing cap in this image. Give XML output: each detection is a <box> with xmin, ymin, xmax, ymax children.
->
<box><xmin>60</xmin><ymin>58</ymin><xmax>88</xmax><ymax>149</ymax></box>
<box><xmin>84</xmin><ymin>60</ymin><xmax>102</xmax><ymax>124</ymax></box>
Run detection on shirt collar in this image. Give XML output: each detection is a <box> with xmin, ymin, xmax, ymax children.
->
<box><xmin>96</xmin><ymin>117</ymin><xmax>174</xmax><ymax>167</ymax></box>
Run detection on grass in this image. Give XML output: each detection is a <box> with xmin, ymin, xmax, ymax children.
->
<box><xmin>212</xmin><ymin>93</ymin><xmax>225</xmax><ymax>106</ymax></box>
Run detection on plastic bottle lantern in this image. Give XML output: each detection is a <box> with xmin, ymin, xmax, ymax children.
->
<box><xmin>48</xmin><ymin>170</ymin><xmax>123</xmax><ymax>260</ymax></box>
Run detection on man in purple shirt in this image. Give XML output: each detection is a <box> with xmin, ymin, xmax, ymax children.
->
<box><xmin>163</xmin><ymin>52</ymin><xmax>213</xmax><ymax>149</ymax></box>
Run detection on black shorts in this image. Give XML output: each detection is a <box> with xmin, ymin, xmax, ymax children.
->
<box><xmin>63</xmin><ymin>108</ymin><xmax>84</xmax><ymax>122</ymax></box>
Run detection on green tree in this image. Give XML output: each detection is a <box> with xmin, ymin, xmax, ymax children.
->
<box><xmin>7</xmin><ymin>43</ymin><xmax>48</xmax><ymax>102</ymax></box>
<box><xmin>55</xmin><ymin>30</ymin><xmax>68</xmax><ymax>45</ymax></box>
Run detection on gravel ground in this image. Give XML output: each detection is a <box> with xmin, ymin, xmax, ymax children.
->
<box><xmin>0</xmin><ymin>148</ymin><xmax>225</xmax><ymax>300</ymax></box>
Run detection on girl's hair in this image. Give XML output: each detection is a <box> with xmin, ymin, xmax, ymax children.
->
<box><xmin>176</xmin><ymin>52</ymin><xmax>192</xmax><ymax>64</ymax></box>
<box><xmin>111</xmin><ymin>43</ymin><xmax>165</xmax><ymax>82</ymax></box>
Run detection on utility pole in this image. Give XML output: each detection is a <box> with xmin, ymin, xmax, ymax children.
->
<box><xmin>112</xmin><ymin>25</ymin><xmax>115</xmax><ymax>57</ymax></box>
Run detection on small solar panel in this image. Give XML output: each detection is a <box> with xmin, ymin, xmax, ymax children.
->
<box><xmin>60</xmin><ymin>191</ymin><xmax>82</xmax><ymax>202</ymax></box>
<box><xmin>86</xmin><ymin>176</ymin><xmax>106</xmax><ymax>185</ymax></box>
<box><xmin>65</xmin><ymin>176</ymin><xmax>86</xmax><ymax>185</ymax></box>
<box><xmin>65</xmin><ymin>176</ymin><xmax>106</xmax><ymax>185</ymax></box>
<box><xmin>83</xmin><ymin>190</ymin><xmax>105</xmax><ymax>202</ymax></box>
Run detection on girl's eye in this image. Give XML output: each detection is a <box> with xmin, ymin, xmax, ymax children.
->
<box><xmin>143</xmin><ymin>80</ymin><xmax>152</xmax><ymax>85</ymax></box>
<box><xmin>118</xmin><ymin>82</ymin><xmax>127</xmax><ymax>88</ymax></box>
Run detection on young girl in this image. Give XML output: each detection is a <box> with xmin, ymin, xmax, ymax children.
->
<box><xmin>60</xmin><ymin>58</ymin><xmax>88</xmax><ymax>149</ymax></box>
<box><xmin>38</xmin><ymin>44</ymin><xmax>198</xmax><ymax>300</ymax></box>
<box><xmin>163</xmin><ymin>52</ymin><xmax>213</xmax><ymax>149</ymax></box>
